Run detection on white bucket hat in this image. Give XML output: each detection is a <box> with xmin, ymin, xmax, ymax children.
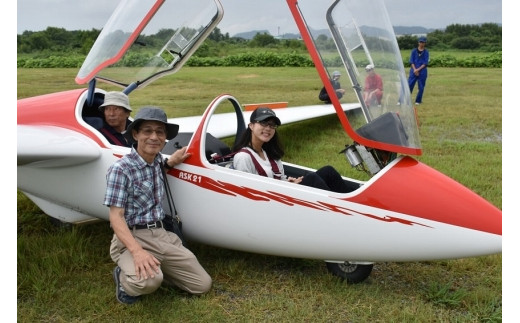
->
<box><xmin>99</xmin><ymin>91</ymin><xmax>132</xmax><ymax>111</ymax></box>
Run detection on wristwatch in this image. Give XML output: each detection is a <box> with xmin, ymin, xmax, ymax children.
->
<box><xmin>164</xmin><ymin>158</ymin><xmax>174</xmax><ymax>170</ymax></box>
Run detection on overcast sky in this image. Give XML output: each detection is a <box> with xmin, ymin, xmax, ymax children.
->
<box><xmin>17</xmin><ymin>0</ymin><xmax>503</xmax><ymax>36</ymax></box>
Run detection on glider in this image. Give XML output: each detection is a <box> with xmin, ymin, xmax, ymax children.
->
<box><xmin>17</xmin><ymin>0</ymin><xmax>501</xmax><ymax>283</ymax></box>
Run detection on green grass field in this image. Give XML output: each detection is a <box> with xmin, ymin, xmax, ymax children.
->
<box><xmin>17</xmin><ymin>67</ymin><xmax>502</xmax><ymax>322</ymax></box>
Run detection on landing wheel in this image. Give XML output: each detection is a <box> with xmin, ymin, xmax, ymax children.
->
<box><xmin>325</xmin><ymin>261</ymin><xmax>373</xmax><ymax>284</ymax></box>
<box><xmin>49</xmin><ymin>217</ymin><xmax>72</xmax><ymax>229</ymax></box>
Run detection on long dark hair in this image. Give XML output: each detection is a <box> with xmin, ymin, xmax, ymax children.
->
<box><xmin>232</xmin><ymin>122</ymin><xmax>285</xmax><ymax>160</ymax></box>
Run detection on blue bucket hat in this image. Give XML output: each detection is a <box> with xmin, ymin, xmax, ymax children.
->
<box><xmin>418</xmin><ymin>36</ymin><xmax>427</xmax><ymax>43</ymax></box>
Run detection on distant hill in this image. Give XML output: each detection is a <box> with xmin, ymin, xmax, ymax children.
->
<box><xmin>232</xmin><ymin>24</ymin><xmax>500</xmax><ymax>40</ymax></box>
<box><xmin>232</xmin><ymin>26</ymin><xmax>439</xmax><ymax>40</ymax></box>
<box><xmin>233</xmin><ymin>30</ymin><xmax>270</xmax><ymax>39</ymax></box>
<box><xmin>393</xmin><ymin>26</ymin><xmax>438</xmax><ymax>36</ymax></box>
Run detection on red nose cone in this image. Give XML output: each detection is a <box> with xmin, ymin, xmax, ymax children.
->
<box><xmin>348</xmin><ymin>156</ymin><xmax>501</xmax><ymax>236</ymax></box>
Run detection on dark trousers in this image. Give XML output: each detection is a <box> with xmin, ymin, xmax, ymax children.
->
<box><xmin>301</xmin><ymin>165</ymin><xmax>351</xmax><ymax>193</ymax></box>
<box><xmin>408</xmin><ymin>69</ymin><xmax>428</xmax><ymax>103</ymax></box>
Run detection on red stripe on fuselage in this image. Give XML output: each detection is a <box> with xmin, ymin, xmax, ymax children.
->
<box><xmin>172</xmin><ymin>168</ymin><xmax>432</xmax><ymax>230</ymax></box>
<box><xmin>345</xmin><ymin>157</ymin><xmax>501</xmax><ymax>235</ymax></box>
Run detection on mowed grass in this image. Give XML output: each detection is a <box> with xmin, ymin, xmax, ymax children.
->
<box><xmin>17</xmin><ymin>67</ymin><xmax>502</xmax><ymax>322</ymax></box>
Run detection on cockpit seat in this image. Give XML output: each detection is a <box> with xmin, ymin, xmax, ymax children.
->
<box><xmin>162</xmin><ymin>132</ymin><xmax>231</xmax><ymax>162</ymax></box>
<box><xmin>84</xmin><ymin>117</ymin><xmax>103</xmax><ymax>130</ymax></box>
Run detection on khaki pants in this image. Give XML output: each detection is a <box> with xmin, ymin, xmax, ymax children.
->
<box><xmin>110</xmin><ymin>228</ymin><xmax>212</xmax><ymax>296</ymax></box>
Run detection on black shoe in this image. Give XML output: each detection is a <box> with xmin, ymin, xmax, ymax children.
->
<box><xmin>113</xmin><ymin>266</ymin><xmax>140</xmax><ymax>305</ymax></box>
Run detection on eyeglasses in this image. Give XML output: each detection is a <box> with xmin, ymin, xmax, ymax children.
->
<box><xmin>257</xmin><ymin>121</ymin><xmax>278</xmax><ymax>129</ymax></box>
<box><xmin>139</xmin><ymin>127</ymin><xmax>167</xmax><ymax>137</ymax></box>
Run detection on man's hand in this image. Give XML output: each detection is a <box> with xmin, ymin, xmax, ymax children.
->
<box><xmin>132</xmin><ymin>249</ymin><xmax>161</xmax><ymax>280</ymax></box>
<box><xmin>167</xmin><ymin>146</ymin><xmax>192</xmax><ymax>167</ymax></box>
<box><xmin>109</xmin><ymin>206</ymin><xmax>162</xmax><ymax>280</ymax></box>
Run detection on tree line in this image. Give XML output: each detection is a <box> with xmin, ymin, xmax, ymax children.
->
<box><xmin>17</xmin><ymin>23</ymin><xmax>501</xmax><ymax>68</ymax></box>
<box><xmin>397</xmin><ymin>23</ymin><xmax>501</xmax><ymax>51</ymax></box>
<box><xmin>18</xmin><ymin>23</ymin><xmax>501</xmax><ymax>55</ymax></box>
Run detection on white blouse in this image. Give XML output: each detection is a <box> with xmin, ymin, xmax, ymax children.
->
<box><xmin>232</xmin><ymin>147</ymin><xmax>286</xmax><ymax>180</ymax></box>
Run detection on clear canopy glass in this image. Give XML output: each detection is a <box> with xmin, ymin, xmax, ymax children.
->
<box><xmin>289</xmin><ymin>0</ymin><xmax>421</xmax><ymax>154</ymax></box>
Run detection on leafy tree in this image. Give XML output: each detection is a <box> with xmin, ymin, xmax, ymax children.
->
<box><xmin>280</xmin><ymin>39</ymin><xmax>306</xmax><ymax>50</ymax></box>
<box><xmin>451</xmin><ymin>36</ymin><xmax>480</xmax><ymax>50</ymax></box>
<box><xmin>396</xmin><ymin>35</ymin><xmax>418</xmax><ymax>50</ymax></box>
<box><xmin>77</xmin><ymin>29</ymin><xmax>101</xmax><ymax>54</ymax></box>
<box><xmin>44</xmin><ymin>27</ymin><xmax>71</xmax><ymax>50</ymax></box>
<box><xmin>154</xmin><ymin>28</ymin><xmax>176</xmax><ymax>43</ymax></box>
<box><xmin>25</xmin><ymin>32</ymin><xmax>51</xmax><ymax>52</ymax></box>
<box><xmin>479</xmin><ymin>23</ymin><xmax>502</xmax><ymax>37</ymax></box>
<box><xmin>208</xmin><ymin>27</ymin><xmax>229</xmax><ymax>42</ymax></box>
<box><xmin>315</xmin><ymin>34</ymin><xmax>337</xmax><ymax>51</ymax></box>
<box><xmin>445</xmin><ymin>24</ymin><xmax>473</xmax><ymax>37</ymax></box>
<box><xmin>316</xmin><ymin>34</ymin><xmax>328</xmax><ymax>42</ymax></box>
<box><xmin>249</xmin><ymin>33</ymin><xmax>278</xmax><ymax>47</ymax></box>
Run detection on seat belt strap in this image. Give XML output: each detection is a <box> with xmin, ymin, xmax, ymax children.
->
<box><xmin>239</xmin><ymin>148</ymin><xmax>282</xmax><ymax>180</ymax></box>
<box><xmin>100</xmin><ymin>127</ymin><xmax>127</xmax><ymax>146</ymax></box>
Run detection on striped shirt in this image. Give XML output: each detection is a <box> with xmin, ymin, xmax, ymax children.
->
<box><xmin>103</xmin><ymin>147</ymin><xmax>165</xmax><ymax>226</ymax></box>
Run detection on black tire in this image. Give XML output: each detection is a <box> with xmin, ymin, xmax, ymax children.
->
<box><xmin>325</xmin><ymin>262</ymin><xmax>373</xmax><ymax>284</ymax></box>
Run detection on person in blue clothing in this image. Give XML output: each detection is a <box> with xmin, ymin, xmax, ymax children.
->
<box><xmin>408</xmin><ymin>36</ymin><xmax>429</xmax><ymax>105</ymax></box>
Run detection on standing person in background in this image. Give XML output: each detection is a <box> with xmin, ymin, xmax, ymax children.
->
<box><xmin>318</xmin><ymin>70</ymin><xmax>346</xmax><ymax>104</ymax></box>
<box><xmin>363</xmin><ymin>64</ymin><xmax>384</xmax><ymax>108</ymax></box>
<box><xmin>408</xmin><ymin>36</ymin><xmax>429</xmax><ymax>105</ymax></box>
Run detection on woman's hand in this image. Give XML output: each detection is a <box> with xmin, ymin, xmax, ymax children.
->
<box><xmin>287</xmin><ymin>176</ymin><xmax>303</xmax><ymax>184</ymax></box>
